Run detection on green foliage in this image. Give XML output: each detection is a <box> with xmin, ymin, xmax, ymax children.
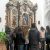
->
<box><xmin>0</xmin><ymin>32</ymin><xmax>7</xmax><ymax>43</ymax></box>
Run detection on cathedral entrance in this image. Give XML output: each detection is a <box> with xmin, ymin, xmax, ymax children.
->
<box><xmin>20</xmin><ymin>13</ymin><xmax>33</xmax><ymax>35</ymax></box>
<box><xmin>6</xmin><ymin>0</ymin><xmax>37</xmax><ymax>35</ymax></box>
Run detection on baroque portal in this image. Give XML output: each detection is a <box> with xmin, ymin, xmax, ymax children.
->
<box><xmin>6</xmin><ymin>0</ymin><xmax>37</xmax><ymax>32</ymax></box>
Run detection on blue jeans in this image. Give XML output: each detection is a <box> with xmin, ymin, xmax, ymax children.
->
<box><xmin>24</xmin><ymin>44</ymin><xmax>29</xmax><ymax>50</ymax></box>
<box><xmin>9</xmin><ymin>43</ymin><xmax>13</xmax><ymax>50</ymax></box>
<box><xmin>30</xmin><ymin>44</ymin><xmax>39</xmax><ymax>50</ymax></box>
<box><xmin>18</xmin><ymin>45</ymin><xmax>24</xmax><ymax>50</ymax></box>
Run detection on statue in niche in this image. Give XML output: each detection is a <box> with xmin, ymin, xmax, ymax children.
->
<box><xmin>23</xmin><ymin>13</ymin><xmax>29</xmax><ymax>25</ymax></box>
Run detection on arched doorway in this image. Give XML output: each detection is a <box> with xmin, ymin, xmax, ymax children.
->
<box><xmin>21</xmin><ymin>13</ymin><xmax>32</xmax><ymax>36</ymax></box>
<box><xmin>45</xmin><ymin>11</ymin><xmax>50</xmax><ymax>26</ymax></box>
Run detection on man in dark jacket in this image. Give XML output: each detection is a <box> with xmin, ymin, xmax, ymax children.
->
<box><xmin>16</xmin><ymin>27</ymin><xmax>25</xmax><ymax>50</ymax></box>
<box><xmin>29</xmin><ymin>23</ymin><xmax>40</xmax><ymax>50</ymax></box>
<box><xmin>45</xmin><ymin>26</ymin><xmax>50</xmax><ymax>50</ymax></box>
<box><xmin>5</xmin><ymin>26</ymin><xmax>11</xmax><ymax>50</ymax></box>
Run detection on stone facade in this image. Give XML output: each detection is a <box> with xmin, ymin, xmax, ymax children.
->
<box><xmin>6</xmin><ymin>0</ymin><xmax>37</xmax><ymax>29</ymax></box>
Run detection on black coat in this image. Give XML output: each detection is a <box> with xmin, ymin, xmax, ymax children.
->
<box><xmin>16</xmin><ymin>32</ymin><xmax>25</xmax><ymax>45</ymax></box>
<box><xmin>29</xmin><ymin>28</ymin><xmax>40</xmax><ymax>45</ymax></box>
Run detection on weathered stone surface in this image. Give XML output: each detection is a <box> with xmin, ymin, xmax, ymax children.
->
<box><xmin>5</xmin><ymin>0</ymin><xmax>38</xmax><ymax>33</ymax></box>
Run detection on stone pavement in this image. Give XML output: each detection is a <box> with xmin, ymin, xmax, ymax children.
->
<box><xmin>0</xmin><ymin>42</ymin><xmax>48</xmax><ymax>50</ymax></box>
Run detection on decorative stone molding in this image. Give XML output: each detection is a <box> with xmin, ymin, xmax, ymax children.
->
<box><xmin>6</xmin><ymin>0</ymin><xmax>37</xmax><ymax>29</ymax></box>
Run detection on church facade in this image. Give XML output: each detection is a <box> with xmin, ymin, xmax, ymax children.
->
<box><xmin>6</xmin><ymin>0</ymin><xmax>37</xmax><ymax>30</ymax></box>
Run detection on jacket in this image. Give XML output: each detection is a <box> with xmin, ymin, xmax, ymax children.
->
<box><xmin>29</xmin><ymin>28</ymin><xmax>40</xmax><ymax>45</ymax></box>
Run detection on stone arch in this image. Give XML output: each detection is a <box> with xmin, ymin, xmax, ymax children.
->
<box><xmin>44</xmin><ymin>10</ymin><xmax>50</xmax><ymax>26</ymax></box>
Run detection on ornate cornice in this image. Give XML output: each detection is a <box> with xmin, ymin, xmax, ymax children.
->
<box><xmin>6</xmin><ymin>1</ymin><xmax>13</xmax><ymax>8</ymax></box>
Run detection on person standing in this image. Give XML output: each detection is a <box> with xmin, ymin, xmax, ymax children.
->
<box><xmin>16</xmin><ymin>27</ymin><xmax>25</xmax><ymax>50</ymax></box>
<box><xmin>24</xmin><ymin>33</ymin><xmax>29</xmax><ymax>50</ymax></box>
<box><xmin>45</xmin><ymin>26</ymin><xmax>50</xmax><ymax>50</ymax></box>
<box><xmin>40</xmin><ymin>27</ymin><xmax>45</xmax><ymax>50</ymax></box>
<box><xmin>13</xmin><ymin>27</ymin><xmax>18</xmax><ymax>50</ymax></box>
<box><xmin>9</xmin><ymin>29</ymin><xmax>14</xmax><ymax>50</ymax></box>
<box><xmin>5</xmin><ymin>26</ymin><xmax>11</xmax><ymax>50</ymax></box>
<box><xmin>6</xmin><ymin>28</ymin><xmax>14</xmax><ymax>50</ymax></box>
<box><xmin>29</xmin><ymin>23</ymin><xmax>40</xmax><ymax>50</ymax></box>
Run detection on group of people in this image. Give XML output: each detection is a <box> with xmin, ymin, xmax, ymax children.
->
<box><xmin>5</xmin><ymin>23</ymin><xmax>50</xmax><ymax>50</ymax></box>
